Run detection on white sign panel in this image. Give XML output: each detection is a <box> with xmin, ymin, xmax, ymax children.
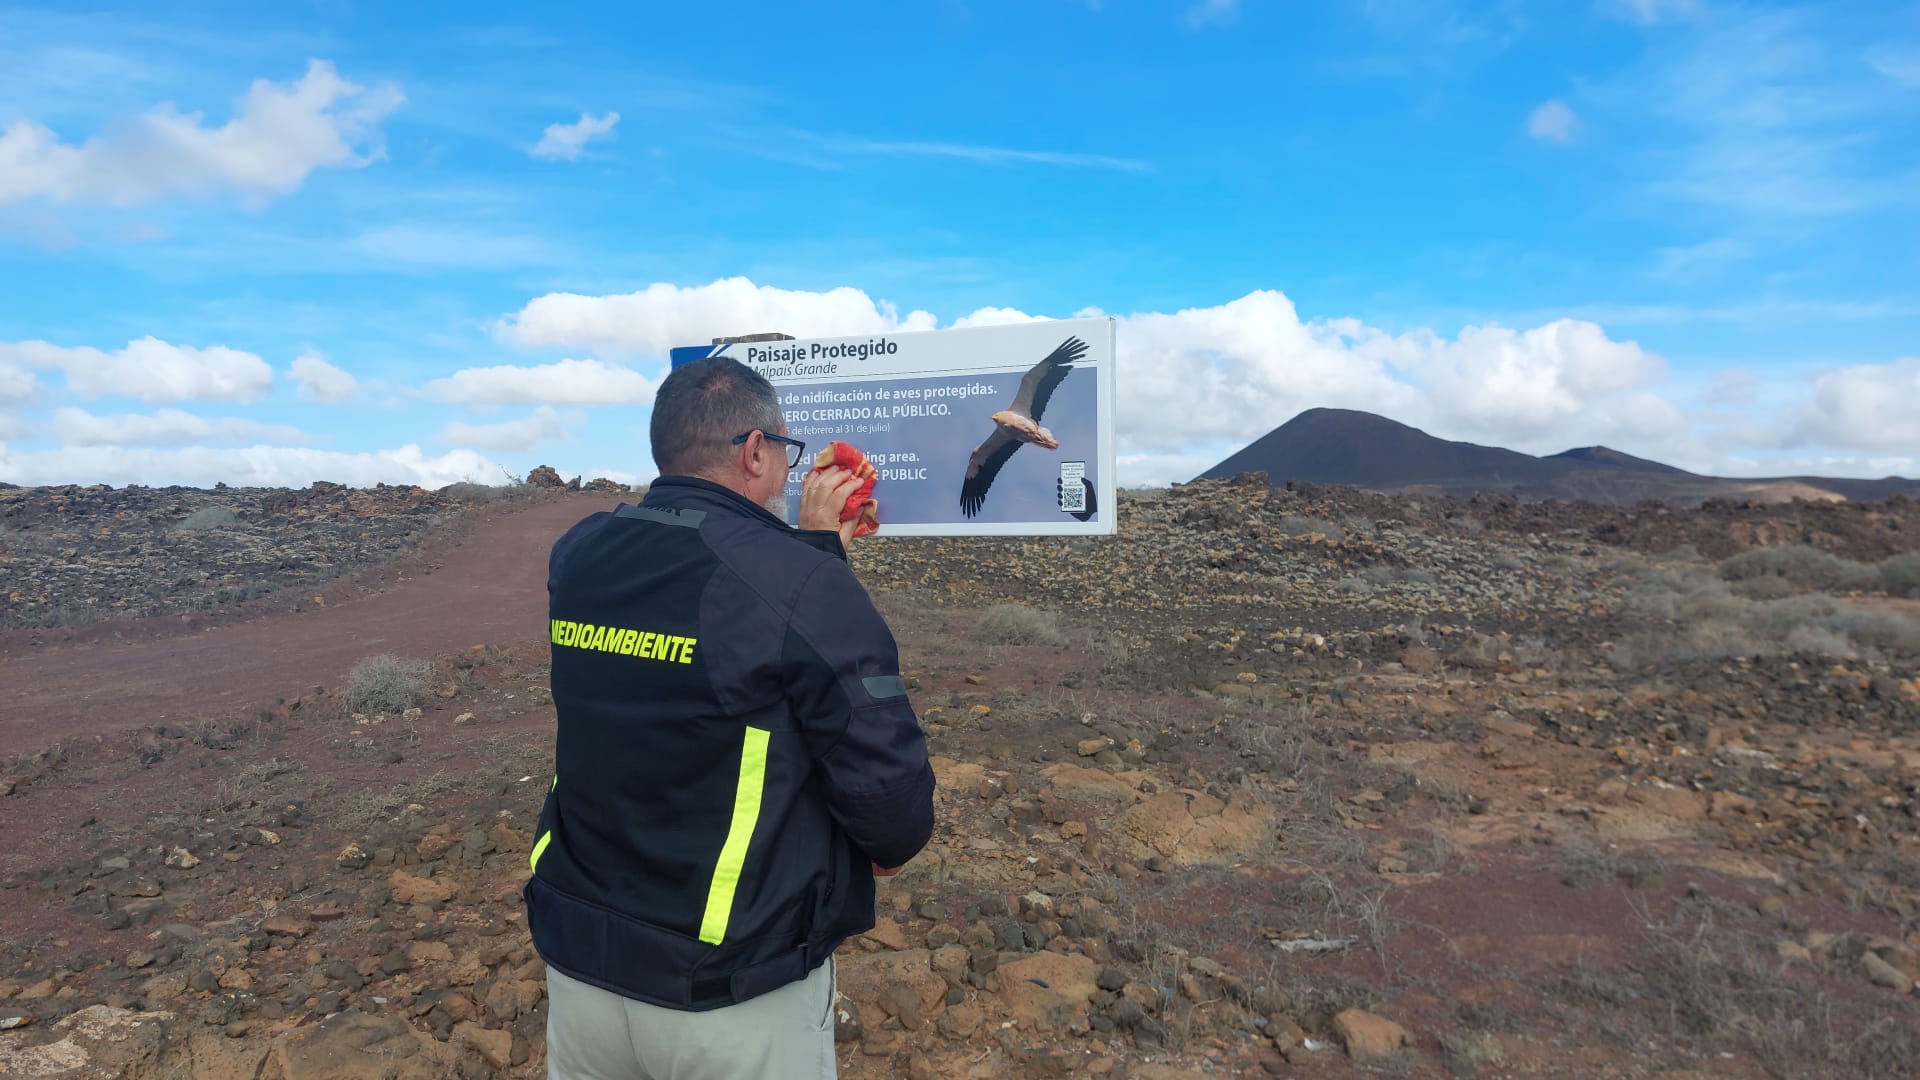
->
<box><xmin>672</xmin><ymin>317</ymin><xmax>1116</xmax><ymax>536</ymax></box>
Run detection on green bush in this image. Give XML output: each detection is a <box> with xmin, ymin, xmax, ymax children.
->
<box><xmin>1879</xmin><ymin>552</ymin><xmax>1920</xmax><ymax>598</ymax></box>
<box><xmin>1718</xmin><ymin>546</ymin><xmax>1872</xmax><ymax>593</ymax></box>
<box><xmin>345</xmin><ymin>654</ymin><xmax>434</xmax><ymax>715</ymax></box>
<box><xmin>977</xmin><ymin>604</ymin><xmax>1063</xmax><ymax>646</ymax></box>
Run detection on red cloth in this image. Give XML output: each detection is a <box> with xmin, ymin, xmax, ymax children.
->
<box><xmin>806</xmin><ymin>441</ymin><xmax>880</xmax><ymax>537</ymax></box>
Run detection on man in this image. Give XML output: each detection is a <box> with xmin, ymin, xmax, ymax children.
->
<box><xmin>526</xmin><ymin>355</ymin><xmax>936</xmax><ymax>1079</ymax></box>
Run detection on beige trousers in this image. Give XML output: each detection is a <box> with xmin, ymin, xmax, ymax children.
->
<box><xmin>544</xmin><ymin>959</ymin><xmax>837</xmax><ymax>1080</ymax></box>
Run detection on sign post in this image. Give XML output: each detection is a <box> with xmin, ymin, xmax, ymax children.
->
<box><xmin>671</xmin><ymin>317</ymin><xmax>1117</xmax><ymax>536</ymax></box>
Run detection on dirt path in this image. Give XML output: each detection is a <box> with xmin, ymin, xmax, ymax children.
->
<box><xmin>0</xmin><ymin>493</ymin><xmax>620</xmax><ymax>756</ymax></box>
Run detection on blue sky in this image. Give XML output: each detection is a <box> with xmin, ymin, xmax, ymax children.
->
<box><xmin>0</xmin><ymin>0</ymin><xmax>1916</xmax><ymax>489</ymax></box>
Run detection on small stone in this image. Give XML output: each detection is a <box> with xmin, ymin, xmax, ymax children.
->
<box><xmin>1077</xmin><ymin>738</ymin><xmax>1112</xmax><ymax>757</ymax></box>
<box><xmin>165</xmin><ymin>848</ymin><xmax>200</xmax><ymax>869</ymax></box>
<box><xmin>1333</xmin><ymin>1008</ymin><xmax>1411</xmax><ymax>1061</ymax></box>
<box><xmin>126</xmin><ymin>952</ymin><xmax>155</xmax><ymax>970</ymax></box>
<box><xmin>931</xmin><ymin>945</ymin><xmax>969</xmax><ymax>987</ymax></box>
<box><xmin>452</xmin><ymin>712</ymin><xmax>476</xmax><ymax>725</ymax></box>
<box><xmin>865</xmin><ymin>918</ymin><xmax>909</xmax><ymax>951</ymax></box>
<box><xmin>1775</xmin><ymin>940</ymin><xmax>1813</xmax><ymax>966</ymax></box>
<box><xmin>880</xmin><ymin>984</ymin><xmax>923</xmax><ymax>1030</ymax></box>
<box><xmin>111</xmin><ymin>876</ymin><xmax>162</xmax><ymax>898</ymax></box>
<box><xmin>263</xmin><ymin>916</ymin><xmax>308</xmax><ymax>938</ymax></box>
<box><xmin>388</xmin><ymin>869</ymin><xmax>458</xmax><ymax>905</ymax></box>
<box><xmin>1862</xmin><ymin>952</ymin><xmax>1914</xmax><ymax>993</ymax></box>
<box><xmin>336</xmin><ymin>843</ymin><xmax>370</xmax><ymax>869</ymax></box>
<box><xmin>454</xmin><ymin>1020</ymin><xmax>514</xmax><ymax>1069</ymax></box>
<box><xmin>1377</xmin><ymin>857</ymin><xmax>1409</xmax><ymax>875</ymax></box>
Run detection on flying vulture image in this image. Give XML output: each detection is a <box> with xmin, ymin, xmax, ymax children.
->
<box><xmin>959</xmin><ymin>335</ymin><xmax>1087</xmax><ymax>518</ymax></box>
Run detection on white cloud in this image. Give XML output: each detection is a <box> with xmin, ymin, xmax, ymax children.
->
<box><xmin>0</xmin><ymin>60</ymin><xmax>403</xmax><ymax>207</ymax></box>
<box><xmin>1413</xmin><ymin>320</ymin><xmax>1684</xmax><ymax>445</ymax></box>
<box><xmin>0</xmin><ymin>360</ymin><xmax>37</xmax><ymax>403</ymax></box>
<box><xmin>3</xmin><ymin>337</ymin><xmax>274</xmax><ymax>402</ymax></box>
<box><xmin>1713</xmin><ymin>452</ymin><xmax>1920</xmax><ymax>482</ymax></box>
<box><xmin>1650</xmin><ymin>237</ymin><xmax>1747</xmax><ymax>279</ymax></box>
<box><xmin>1704</xmin><ymin>368</ymin><xmax>1760</xmax><ymax>407</ymax></box>
<box><xmin>443</xmin><ymin>406</ymin><xmax>578</xmax><ymax>451</ymax></box>
<box><xmin>50</xmin><ymin>406</ymin><xmax>309</xmax><ymax>447</ymax></box>
<box><xmin>1527</xmin><ymin>99</ymin><xmax>1578</xmax><ymax>143</ymax></box>
<box><xmin>494</xmin><ymin>278</ymin><xmax>1693</xmax><ymax>480</ymax></box>
<box><xmin>1599</xmin><ymin>0</ymin><xmax>1700</xmax><ymax>25</ymax></box>
<box><xmin>349</xmin><ymin>224</ymin><xmax>559</xmax><ymax>269</ymax></box>
<box><xmin>531</xmin><ymin>111</ymin><xmax>620</xmax><ymax>161</ymax></box>
<box><xmin>1868</xmin><ymin>46</ymin><xmax>1920</xmax><ymax>87</ymax></box>
<box><xmin>488</xmin><ymin>277</ymin><xmax>1920</xmax><ymax>486</ymax></box>
<box><xmin>1787</xmin><ymin>358</ymin><xmax>1920</xmax><ymax>454</ymax></box>
<box><xmin>0</xmin><ymin>413</ymin><xmax>30</xmax><ymax>441</ymax></box>
<box><xmin>1107</xmin><ymin>291</ymin><xmax>1419</xmax><ymax>455</ymax></box>
<box><xmin>1117</xmin><ymin>451</ymin><xmax>1223</xmax><ymax>487</ymax></box>
<box><xmin>499</xmin><ymin>277</ymin><xmax>938</xmax><ymax>355</ymax></box>
<box><xmin>0</xmin><ymin>443</ymin><xmax>499</xmax><ymax>489</ymax></box>
<box><xmin>1187</xmin><ymin>0</ymin><xmax>1240</xmax><ymax>29</ymax></box>
<box><xmin>289</xmin><ymin>351</ymin><xmax>357</xmax><ymax>403</ymax></box>
<box><xmin>1608</xmin><ymin>8</ymin><xmax>1906</xmax><ymax>216</ymax></box>
<box><xmin>424</xmin><ymin>358</ymin><xmax>659</xmax><ymax>407</ymax></box>
<box><xmin>797</xmin><ymin>134</ymin><xmax>1150</xmax><ymax>173</ymax></box>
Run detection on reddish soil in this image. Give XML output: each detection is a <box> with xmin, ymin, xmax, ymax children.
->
<box><xmin>0</xmin><ymin>492</ymin><xmax>619</xmax><ymax>756</ymax></box>
<box><xmin>1</xmin><ymin>484</ymin><xmax>1914</xmax><ymax>1079</ymax></box>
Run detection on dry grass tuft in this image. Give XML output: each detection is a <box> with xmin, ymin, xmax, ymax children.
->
<box><xmin>345</xmin><ymin>654</ymin><xmax>434</xmax><ymax>715</ymax></box>
<box><xmin>977</xmin><ymin>603</ymin><xmax>1064</xmax><ymax>646</ymax></box>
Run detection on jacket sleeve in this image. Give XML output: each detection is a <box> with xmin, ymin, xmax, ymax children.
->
<box><xmin>782</xmin><ymin>558</ymin><xmax>935</xmax><ymax>870</ymax></box>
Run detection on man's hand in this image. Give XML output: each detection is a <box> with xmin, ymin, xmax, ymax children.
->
<box><xmin>799</xmin><ymin>466</ymin><xmax>864</xmax><ymax>546</ymax></box>
<box><xmin>871</xmin><ymin>860</ymin><xmax>902</xmax><ymax>877</ymax></box>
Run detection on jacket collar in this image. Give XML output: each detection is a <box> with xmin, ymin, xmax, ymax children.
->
<box><xmin>640</xmin><ymin>475</ymin><xmax>846</xmax><ymax>559</ymax></box>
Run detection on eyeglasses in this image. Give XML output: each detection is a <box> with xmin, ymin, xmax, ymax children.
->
<box><xmin>732</xmin><ymin>429</ymin><xmax>807</xmax><ymax>470</ymax></box>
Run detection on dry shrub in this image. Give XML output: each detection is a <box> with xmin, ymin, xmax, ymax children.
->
<box><xmin>1614</xmin><ymin>561</ymin><xmax>1920</xmax><ymax>667</ymax></box>
<box><xmin>1719</xmin><ymin>545</ymin><xmax>1871</xmax><ymax>592</ymax></box>
<box><xmin>977</xmin><ymin>603</ymin><xmax>1063</xmax><ymax>646</ymax></box>
<box><xmin>1880</xmin><ymin>552</ymin><xmax>1920</xmax><ymax>598</ymax></box>
<box><xmin>175</xmin><ymin>507</ymin><xmax>237</xmax><ymax>531</ymax></box>
<box><xmin>345</xmin><ymin>653</ymin><xmax>434</xmax><ymax>715</ymax></box>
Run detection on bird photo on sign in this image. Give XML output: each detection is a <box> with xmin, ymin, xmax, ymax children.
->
<box><xmin>959</xmin><ymin>336</ymin><xmax>1089</xmax><ymax>519</ymax></box>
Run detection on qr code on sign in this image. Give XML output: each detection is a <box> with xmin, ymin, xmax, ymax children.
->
<box><xmin>1058</xmin><ymin>462</ymin><xmax>1087</xmax><ymax>513</ymax></box>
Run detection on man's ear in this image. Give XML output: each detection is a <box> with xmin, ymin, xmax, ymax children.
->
<box><xmin>741</xmin><ymin>430</ymin><xmax>772</xmax><ymax>480</ymax></box>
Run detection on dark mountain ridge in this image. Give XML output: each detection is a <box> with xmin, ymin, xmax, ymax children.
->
<box><xmin>1199</xmin><ymin>408</ymin><xmax>1919</xmax><ymax>506</ymax></box>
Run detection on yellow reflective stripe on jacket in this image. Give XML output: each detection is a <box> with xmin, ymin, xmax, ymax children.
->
<box><xmin>698</xmin><ymin>727</ymin><xmax>771</xmax><ymax>945</ymax></box>
<box><xmin>528</xmin><ymin>773</ymin><xmax>558</xmax><ymax>873</ymax></box>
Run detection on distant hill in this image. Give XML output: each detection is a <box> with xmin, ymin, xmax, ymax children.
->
<box><xmin>1198</xmin><ymin>408</ymin><xmax>1920</xmax><ymax>506</ymax></box>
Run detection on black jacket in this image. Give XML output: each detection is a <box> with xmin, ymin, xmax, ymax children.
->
<box><xmin>523</xmin><ymin>476</ymin><xmax>935</xmax><ymax>1010</ymax></box>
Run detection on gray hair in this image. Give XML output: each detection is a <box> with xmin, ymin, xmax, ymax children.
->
<box><xmin>649</xmin><ymin>356</ymin><xmax>784</xmax><ymax>477</ymax></box>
